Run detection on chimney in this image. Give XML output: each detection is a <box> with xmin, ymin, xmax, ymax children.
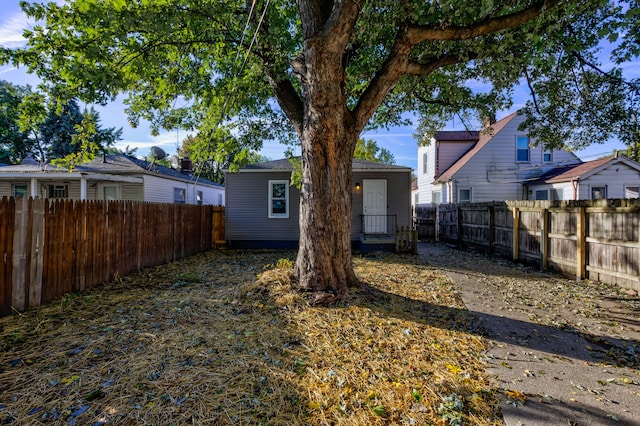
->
<box><xmin>180</xmin><ymin>157</ymin><xmax>193</xmax><ymax>175</ymax></box>
<box><xmin>483</xmin><ymin>112</ymin><xmax>496</xmax><ymax>129</ymax></box>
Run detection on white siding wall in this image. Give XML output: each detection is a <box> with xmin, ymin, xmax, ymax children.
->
<box><xmin>416</xmin><ymin>143</ymin><xmax>437</xmax><ymax>204</ymax></box>
<box><xmin>452</xmin><ymin>115</ymin><xmax>580</xmax><ymax>203</ymax></box>
<box><xmin>0</xmin><ymin>182</ymin><xmax>11</xmax><ymax>198</ymax></box>
<box><xmin>143</xmin><ymin>175</ymin><xmax>224</xmax><ymax>204</ymax></box>
<box><xmin>578</xmin><ymin>163</ymin><xmax>640</xmax><ymax>199</ymax></box>
<box><xmin>527</xmin><ymin>182</ymin><xmax>574</xmax><ymax>200</ymax></box>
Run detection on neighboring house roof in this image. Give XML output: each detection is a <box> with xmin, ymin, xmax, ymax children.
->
<box><xmin>0</xmin><ymin>154</ymin><xmax>223</xmax><ymax>188</ymax></box>
<box><xmin>434</xmin><ymin>130</ymin><xmax>479</xmax><ymax>142</ymax></box>
<box><xmin>526</xmin><ymin>154</ymin><xmax>640</xmax><ymax>185</ymax></box>
<box><xmin>433</xmin><ymin>112</ymin><xmax>518</xmax><ymax>184</ymax></box>
<box><xmin>411</xmin><ymin>178</ymin><xmax>418</xmax><ymax>191</ymax></box>
<box><xmin>238</xmin><ymin>158</ymin><xmax>411</xmax><ymax>172</ymax></box>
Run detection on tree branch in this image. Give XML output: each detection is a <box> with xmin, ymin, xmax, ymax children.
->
<box><xmin>406</xmin><ymin>0</ymin><xmax>558</xmax><ymax>43</ymax></box>
<box><xmin>523</xmin><ymin>66</ymin><xmax>541</xmax><ymax>114</ymax></box>
<box><xmin>266</xmin><ymin>76</ymin><xmax>305</xmax><ymax>138</ymax></box>
<box><xmin>405</xmin><ymin>53</ymin><xmax>477</xmax><ymax>76</ymax></box>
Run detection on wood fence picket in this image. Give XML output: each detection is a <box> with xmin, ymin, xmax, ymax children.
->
<box><xmin>0</xmin><ymin>197</ymin><xmax>225</xmax><ymax>316</ymax></box>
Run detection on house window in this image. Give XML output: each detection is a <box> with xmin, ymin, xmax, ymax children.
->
<box><xmin>48</xmin><ymin>184</ymin><xmax>68</xmax><ymax>199</ymax></box>
<box><xmin>543</xmin><ymin>149</ymin><xmax>552</xmax><ymax>163</ymax></box>
<box><xmin>432</xmin><ymin>191</ymin><xmax>441</xmax><ymax>204</ymax></box>
<box><xmin>217</xmin><ymin>193</ymin><xmax>223</xmax><ymax>205</ymax></box>
<box><xmin>414</xmin><ymin>193</ymin><xmax>419</xmax><ymax>205</ymax></box>
<box><xmin>196</xmin><ymin>191</ymin><xmax>203</xmax><ymax>205</ymax></box>
<box><xmin>535</xmin><ymin>190</ymin><xmax>548</xmax><ymax>200</ymax></box>
<box><xmin>422</xmin><ymin>152</ymin><xmax>428</xmax><ymax>174</ymax></box>
<box><xmin>173</xmin><ymin>188</ymin><xmax>186</xmax><ymax>203</ymax></box>
<box><xmin>269</xmin><ymin>180</ymin><xmax>289</xmax><ymax>218</ymax></box>
<box><xmin>551</xmin><ymin>188</ymin><xmax>563</xmax><ymax>200</ymax></box>
<box><xmin>13</xmin><ymin>184</ymin><xmax>27</xmax><ymax>198</ymax></box>
<box><xmin>458</xmin><ymin>188</ymin><xmax>471</xmax><ymax>203</ymax></box>
<box><xmin>103</xmin><ymin>185</ymin><xmax>118</xmax><ymax>201</ymax></box>
<box><xmin>625</xmin><ymin>185</ymin><xmax>639</xmax><ymax>198</ymax></box>
<box><xmin>591</xmin><ymin>185</ymin><xmax>607</xmax><ymax>200</ymax></box>
<box><xmin>516</xmin><ymin>136</ymin><xmax>530</xmax><ymax>162</ymax></box>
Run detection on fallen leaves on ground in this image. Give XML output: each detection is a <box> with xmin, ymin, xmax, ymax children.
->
<box><xmin>0</xmin><ymin>250</ymin><xmax>503</xmax><ymax>425</ymax></box>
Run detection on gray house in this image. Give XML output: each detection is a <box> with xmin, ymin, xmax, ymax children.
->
<box><xmin>225</xmin><ymin>158</ymin><xmax>412</xmax><ymax>251</ymax></box>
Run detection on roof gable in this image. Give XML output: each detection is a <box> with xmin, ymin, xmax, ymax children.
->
<box><xmin>529</xmin><ymin>154</ymin><xmax>640</xmax><ymax>184</ymax></box>
<box><xmin>434</xmin><ymin>112</ymin><xmax>518</xmax><ymax>183</ymax></box>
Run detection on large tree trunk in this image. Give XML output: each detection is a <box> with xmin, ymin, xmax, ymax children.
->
<box><xmin>294</xmin><ymin>120</ymin><xmax>360</xmax><ymax>296</ymax></box>
<box><xmin>293</xmin><ymin>17</ymin><xmax>360</xmax><ymax>297</ymax></box>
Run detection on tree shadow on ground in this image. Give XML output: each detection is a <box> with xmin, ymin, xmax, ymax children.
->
<box><xmin>352</xmin><ymin>283</ymin><xmax>640</xmax><ymax>370</ymax></box>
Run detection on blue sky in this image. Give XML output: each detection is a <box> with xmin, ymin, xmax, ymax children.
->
<box><xmin>0</xmin><ymin>1</ymin><xmax>631</xmax><ymax>172</ymax></box>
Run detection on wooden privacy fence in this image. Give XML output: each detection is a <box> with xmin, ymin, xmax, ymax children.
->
<box><xmin>0</xmin><ymin>197</ymin><xmax>225</xmax><ymax>317</ymax></box>
<box><xmin>413</xmin><ymin>204</ymin><xmax>437</xmax><ymax>241</ymax></box>
<box><xmin>438</xmin><ymin>199</ymin><xmax>640</xmax><ymax>292</ymax></box>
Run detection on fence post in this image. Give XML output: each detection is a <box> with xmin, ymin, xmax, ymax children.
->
<box><xmin>488</xmin><ymin>206</ymin><xmax>495</xmax><ymax>255</ymax></box>
<box><xmin>576</xmin><ymin>206</ymin><xmax>586</xmax><ymax>280</ymax></box>
<box><xmin>541</xmin><ymin>208</ymin><xmax>549</xmax><ymax>271</ymax></box>
<box><xmin>29</xmin><ymin>198</ymin><xmax>45</xmax><ymax>309</ymax></box>
<box><xmin>512</xmin><ymin>206</ymin><xmax>519</xmax><ymax>262</ymax></box>
<box><xmin>456</xmin><ymin>206</ymin><xmax>463</xmax><ymax>248</ymax></box>
<box><xmin>11</xmin><ymin>197</ymin><xmax>29</xmax><ymax>312</ymax></box>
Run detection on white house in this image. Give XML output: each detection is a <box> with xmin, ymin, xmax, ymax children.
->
<box><xmin>526</xmin><ymin>153</ymin><xmax>640</xmax><ymax>200</ymax></box>
<box><xmin>415</xmin><ymin>112</ymin><xmax>582</xmax><ymax>204</ymax></box>
<box><xmin>0</xmin><ymin>154</ymin><xmax>225</xmax><ymax>205</ymax></box>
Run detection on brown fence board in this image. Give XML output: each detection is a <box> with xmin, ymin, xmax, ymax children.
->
<box><xmin>0</xmin><ymin>197</ymin><xmax>15</xmax><ymax>315</ymax></box>
<box><xmin>439</xmin><ymin>199</ymin><xmax>640</xmax><ymax>293</ymax></box>
<box><xmin>1</xmin><ymin>198</ymin><xmax>224</xmax><ymax>317</ymax></box>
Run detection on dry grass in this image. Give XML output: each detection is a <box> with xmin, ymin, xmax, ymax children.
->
<box><xmin>0</xmin><ymin>250</ymin><xmax>502</xmax><ymax>425</ymax></box>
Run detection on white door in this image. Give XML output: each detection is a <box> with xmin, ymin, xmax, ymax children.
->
<box><xmin>363</xmin><ymin>179</ymin><xmax>387</xmax><ymax>233</ymax></box>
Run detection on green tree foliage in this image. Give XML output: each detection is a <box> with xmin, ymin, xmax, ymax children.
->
<box><xmin>0</xmin><ymin>81</ymin><xmax>31</xmax><ymax>164</ymax></box>
<box><xmin>3</xmin><ymin>0</ymin><xmax>636</xmax><ymax>293</ymax></box>
<box><xmin>354</xmin><ymin>139</ymin><xmax>395</xmax><ymax>164</ymax></box>
<box><xmin>176</xmin><ymin>131</ymin><xmax>268</xmax><ymax>185</ymax></box>
<box><xmin>40</xmin><ymin>99</ymin><xmax>123</xmax><ymax>164</ymax></box>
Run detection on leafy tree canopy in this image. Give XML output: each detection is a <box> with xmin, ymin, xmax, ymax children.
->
<box><xmin>4</xmin><ymin>0</ymin><xmax>636</xmax><ymax>160</ymax></box>
<box><xmin>0</xmin><ymin>80</ymin><xmax>32</xmax><ymax>164</ymax></box>
<box><xmin>354</xmin><ymin>139</ymin><xmax>395</xmax><ymax>164</ymax></box>
<box><xmin>0</xmin><ymin>79</ymin><xmax>123</xmax><ymax>166</ymax></box>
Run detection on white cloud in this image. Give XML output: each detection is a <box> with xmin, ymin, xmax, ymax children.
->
<box><xmin>115</xmin><ymin>131</ymin><xmax>181</xmax><ymax>157</ymax></box>
<box><xmin>0</xmin><ymin>12</ymin><xmax>33</xmax><ymax>49</ymax></box>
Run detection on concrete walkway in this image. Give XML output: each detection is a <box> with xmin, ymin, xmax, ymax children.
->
<box><xmin>419</xmin><ymin>242</ymin><xmax>640</xmax><ymax>426</ymax></box>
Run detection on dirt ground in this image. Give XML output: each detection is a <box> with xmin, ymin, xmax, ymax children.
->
<box><xmin>419</xmin><ymin>242</ymin><xmax>640</xmax><ymax>425</ymax></box>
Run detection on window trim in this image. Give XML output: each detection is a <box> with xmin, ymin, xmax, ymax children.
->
<box><xmin>196</xmin><ymin>190</ymin><xmax>203</xmax><ymax>205</ymax></box>
<box><xmin>624</xmin><ymin>185</ymin><xmax>639</xmax><ymax>199</ymax></box>
<box><xmin>173</xmin><ymin>187</ymin><xmax>186</xmax><ymax>204</ymax></box>
<box><xmin>13</xmin><ymin>184</ymin><xmax>27</xmax><ymax>198</ymax></box>
<box><xmin>535</xmin><ymin>189</ymin><xmax>549</xmax><ymax>200</ymax></box>
<box><xmin>458</xmin><ymin>188</ymin><xmax>472</xmax><ymax>203</ymax></box>
<box><xmin>48</xmin><ymin>184</ymin><xmax>68</xmax><ymax>199</ymax></box>
<box><xmin>551</xmin><ymin>188</ymin><xmax>563</xmax><ymax>200</ymax></box>
<box><xmin>268</xmin><ymin>180</ymin><xmax>289</xmax><ymax>218</ymax></box>
<box><xmin>591</xmin><ymin>185</ymin><xmax>607</xmax><ymax>200</ymax></box>
<box><xmin>516</xmin><ymin>136</ymin><xmax>530</xmax><ymax>163</ymax></box>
